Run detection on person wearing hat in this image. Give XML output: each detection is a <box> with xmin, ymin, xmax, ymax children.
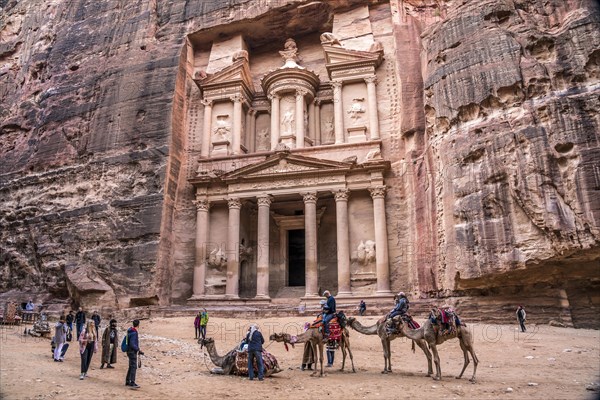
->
<box><xmin>322</xmin><ymin>290</ymin><xmax>336</xmax><ymax>338</ymax></box>
<box><xmin>245</xmin><ymin>324</ymin><xmax>265</xmax><ymax>381</ymax></box>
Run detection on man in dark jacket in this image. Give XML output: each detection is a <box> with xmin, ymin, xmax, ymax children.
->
<box><xmin>322</xmin><ymin>290</ymin><xmax>336</xmax><ymax>337</ymax></box>
<box><xmin>126</xmin><ymin>320</ymin><xmax>144</xmax><ymax>389</ymax></box>
<box><xmin>245</xmin><ymin>325</ymin><xmax>264</xmax><ymax>381</ymax></box>
<box><xmin>91</xmin><ymin>311</ymin><xmax>101</xmax><ymax>339</ymax></box>
<box><xmin>75</xmin><ymin>308</ymin><xmax>86</xmax><ymax>339</ymax></box>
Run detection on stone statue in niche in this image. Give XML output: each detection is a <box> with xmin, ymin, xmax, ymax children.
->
<box><xmin>281</xmin><ymin>109</ymin><xmax>295</xmax><ymax>135</ymax></box>
<box><xmin>212</xmin><ymin>115</ymin><xmax>231</xmax><ymax>142</ymax></box>
<box><xmin>347</xmin><ymin>98</ymin><xmax>366</xmax><ymax>124</ymax></box>
<box><xmin>322</xmin><ymin>117</ymin><xmax>334</xmax><ymax>143</ymax></box>
<box><xmin>257</xmin><ymin>127</ymin><xmax>270</xmax><ymax>150</ymax></box>
<box><xmin>357</xmin><ymin>240</ymin><xmax>376</xmax><ymax>265</ymax></box>
<box><xmin>207</xmin><ymin>247</ymin><xmax>227</xmax><ymax>269</ymax></box>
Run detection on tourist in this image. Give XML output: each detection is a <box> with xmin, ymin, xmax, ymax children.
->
<box><xmin>516</xmin><ymin>305</ymin><xmax>527</xmax><ymax>332</ymax></box>
<box><xmin>322</xmin><ymin>290</ymin><xmax>336</xmax><ymax>337</ymax></box>
<box><xmin>246</xmin><ymin>324</ymin><xmax>264</xmax><ymax>381</ymax></box>
<box><xmin>386</xmin><ymin>292</ymin><xmax>409</xmax><ymax>334</ymax></box>
<box><xmin>125</xmin><ymin>320</ymin><xmax>144</xmax><ymax>389</ymax></box>
<box><xmin>200</xmin><ymin>308</ymin><xmax>208</xmax><ymax>340</ymax></box>
<box><xmin>301</xmin><ymin>323</ymin><xmax>314</xmax><ymax>371</ymax></box>
<box><xmin>194</xmin><ymin>311</ymin><xmax>201</xmax><ymax>339</ymax></box>
<box><xmin>358</xmin><ymin>300</ymin><xmax>366</xmax><ymax>316</ymax></box>
<box><xmin>100</xmin><ymin>319</ymin><xmax>118</xmax><ymax>369</ymax></box>
<box><xmin>75</xmin><ymin>307</ymin><xmax>86</xmax><ymax>339</ymax></box>
<box><xmin>78</xmin><ymin>320</ymin><xmax>97</xmax><ymax>380</ymax></box>
<box><xmin>25</xmin><ymin>300</ymin><xmax>34</xmax><ymax>311</ymax></box>
<box><xmin>53</xmin><ymin>316</ymin><xmax>68</xmax><ymax>362</ymax></box>
<box><xmin>91</xmin><ymin>310</ymin><xmax>101</xmax><ymax>338</ymax></box>
<box><xmin>65</xmin><ymin>311</ymin><xmax>74</xmax><ymax>336</ymax></box>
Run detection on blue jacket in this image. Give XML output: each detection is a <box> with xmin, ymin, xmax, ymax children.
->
<box><xmin>325</xmin><ymin>296</ymin><xmax>336</xmax><ymax>314</ymax></box>
<box><xmin>246</xmin><ymin>330</ymin><xmax>264</xmax><ymax>352</ymax></box>
<box><xmin>127</xmin><ymin>327</ymin><xmax>139</xmax><ymax>352</ymax></box>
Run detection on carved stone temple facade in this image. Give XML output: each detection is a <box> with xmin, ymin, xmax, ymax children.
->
<box><xmin>186</xmin><ymin>4</ymin><xmax>400</xmax><ymax>304</ymax></box>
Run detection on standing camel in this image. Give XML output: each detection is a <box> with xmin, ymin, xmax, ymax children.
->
<box><xmin>399</xmin><ymin>312</ymin><xmax>479</xmax><ymax>382</ymax></box>
<box><xmin>270</xmin><ymin>325</ymin><xmax>355</xmax><ymax>377</ymax></box>
<box><xmin>346</xmin><ymin>316</ymin><xmax>433</xmax><ymax>375</ymax></box>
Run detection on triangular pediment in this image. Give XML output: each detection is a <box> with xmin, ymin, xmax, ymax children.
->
<box><xmin>200</xmin><ymin>59</ymin><xmax>253</xmax><ymax>90</ymax></box>
<box><xmin>221</xmin><ymin>151</ymin><xmax>355</xmax><ymax>181</ymax></box>
<box><xmin>322</xmin><ymin>45</ymin><xmax>383</xmax><ymax>67</ymax></box>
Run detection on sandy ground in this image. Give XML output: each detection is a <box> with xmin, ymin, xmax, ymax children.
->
<box><xmin>1</xmin><ymin>315</ymin><xmax>599</xmax><ymax>400</ymax></box>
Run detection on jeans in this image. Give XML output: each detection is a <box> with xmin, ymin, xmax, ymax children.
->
<box><xmin>80</xmin><ymin>342</ymin><xmax>95</xmax><ymax>373</ymax></box>
<box><xmin>126</xmin><ymin>350</ymin><xmax>138</xmax><ymax>385</ymax></box>
<box><xmin>200</xmin><ymin>325</ymin><xmax>206</xmax><ymax>339</ymax></box>
<box><xmin>76</xmin><ymin>323</ymin><xmax>84</xmax><ymax>339</ymax></box>
<box><xmin>327</xmin><ymin>349</ymin><xmax>335</xmax><ymax>366</ymax></box>
<box><xmin>248</xmin><ymin>350</ymin><xmax>264</xmax><ymax>380</ymax></box>
<box><xmin>519</xmin><ymin>319</ymin><xmax>526</xmax><ymax>332</ymax></box>
<box><xmin>323</xmin><ymin>313</ymin><xmax>335</xmax><ymax>334</ymax></box>
<box><xmin>195</xmin><ymin>326</ymin><xmax>201</xmax><ymax>338</ymax></box>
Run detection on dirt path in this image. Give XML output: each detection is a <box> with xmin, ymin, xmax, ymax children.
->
<box><xmin>1</xmin><ymin>316</ymin><xmax>598</xmax><ymax>399</ymax></box>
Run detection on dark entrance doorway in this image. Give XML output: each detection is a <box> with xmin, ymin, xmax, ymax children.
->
<box><xmin>288</xmin><ymin>229</ymin><xmax>305</xmax><ymax>286</ymax></box>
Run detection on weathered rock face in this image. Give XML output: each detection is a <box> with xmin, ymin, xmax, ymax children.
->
<box><xmin>1</xmin><ymin>0</ymin><xmax>598</xmax><ymax>327</ymax></box>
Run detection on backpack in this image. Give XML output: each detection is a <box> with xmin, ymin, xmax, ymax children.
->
<box><xmin>121</xmin><ymin>334</ymin><xmax>128</xmax><ymax>352</ymax></box>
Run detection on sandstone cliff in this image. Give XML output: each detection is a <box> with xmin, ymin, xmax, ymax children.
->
<box><xmin>1</xmin><ymin>0</ymin><xmax>598</xmax><ymax>327</ymax></box>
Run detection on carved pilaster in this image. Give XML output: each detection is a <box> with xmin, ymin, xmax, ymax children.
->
<box><xmin>369</xmin><ymin>185</ymin><xmax>387</xmax><ymax>199</ymax></box>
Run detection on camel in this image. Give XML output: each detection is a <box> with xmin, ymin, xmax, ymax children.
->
<box><xmin>399</xmin><ymin>310</ymin><xmax>479</xmax><ymax>382</ymax></box>
<box><xmin>346</xmin><ymin>316</ymin><xmax>433</xmax><ymax>375</ymax></box>
<box><xmin>270</xmin><ymin>318</ymin><xmax>355</xmax><ymax>377</ymax></box>
<box><xmin>198</xmin><ymin>337</ymin><xmax>281</xmax><ymax>376</ymax></box>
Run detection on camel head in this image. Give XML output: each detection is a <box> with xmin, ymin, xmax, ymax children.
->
<box><xmin>270</xmin><ymin>332</ymin><xmax>294</xmax><ymax>350</ymax></box>
<box><xmin>198</xmin><ymin>337</ymin><xmax>214</xmax><ymax>349</ymax></box>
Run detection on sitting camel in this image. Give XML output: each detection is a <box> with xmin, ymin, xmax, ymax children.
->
<box><xmin>198</xmin><ymin>337</ymin><xmax>281</xmax><ymax>376</ymax></box>
<box><xmin>346</xmin><ymin>316</ymin><xmax>433</xmax><ymax>375</ymax></box>
<box><xmin>270</xmin><ymin>319</ymin><xmax>355</xmax><ymax>377</ymax></box>
<box><xmin>398</xmin><ymin>309</ymin><xmax>479</xmax><ymax>382</ymax></box>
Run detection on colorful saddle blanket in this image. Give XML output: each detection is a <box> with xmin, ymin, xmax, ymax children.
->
<box><xmin>310</xmin><ymin>315</ymin><xmax>342</xmax><ymax>342</ymax></box>
<box><xmin>234</xmin><ymin>349</ymin><xmax>279</xmax><ymax>376</ymax></box>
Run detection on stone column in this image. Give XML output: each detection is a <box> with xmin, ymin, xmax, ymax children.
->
<box><xmin>303</xmin><ymin>192</ymin><xmax>319</xmax><ymax>297</ymax></box>
<box><xmin>296</xmin><ymin>89</ymin><xmax>307</xmax><ymax>148</ymax></box>
<box><xmin>308</xmin><ymin>99</ymin><xmax>315</xmax><ymax>142</ymax></box>
<box><xmin>192</xmin><ymin>196</ymin><xmax>210</xmax><ymax>297</ymax></box>
<box><xmin>334</xmin><ymin>189</ymin><xmax>352</xmax><ymax>296</ymax></box>
<box><xmin>200</xmin><ymin>99</ymin><xmax>212</xmax><ymax>157</ymax></box>
<box><xmin>226</xmin><ymin>198</ymin><xmax>242</xmax><ymax>298</ymax></box>
<box><xmin>256</xmin><ymin>195</ymin><xmax>272</xmax><ymax>299</ymax></box>
<box><xmin>248</xmin><ymin>109</ymin><xmax>256</xmax><ymax>153</ymax></box>
<box><xmin>365</xmin><ymin>76</ymin><xmax>380</xmax><ymax>140</ymax></box>
<box><xmin>268</xmin><ymin>93</ymin><xmax>280</xmax><ymax>150</ymax></box>
<box><xmin>313</xmin><ymin>99</ymin><xmax>321</xmax><ymax>146</ymax></box>
<box><xmin>332</xmin><ymin>81</ymin><xmax>344</xmax><ymax>144</ymax></box>
<box><xmin>369</xmin><ymin>186</ymin><xmax>391</xmax><ymax>293</ymax></box>
<box><xmin>231</xmin><ymin>94</ymin><xmax>243</xmax><ymax>155</ymax></box>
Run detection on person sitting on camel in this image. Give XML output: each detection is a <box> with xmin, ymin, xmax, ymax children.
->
<box><xmin>386</xmin><ymin>292</ymin><xmax>409</xmax><ymax>334</ymax></box>
<box><xmin>322</xmin><ymin>290</ymin><xmax>336</xmax><ymax>338</ymax></box>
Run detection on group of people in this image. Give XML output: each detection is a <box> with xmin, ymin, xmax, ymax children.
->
<box><xmin>51</xmin><ymin>309</ymin><xmax>144</xmax><ymax>390</ymax></box>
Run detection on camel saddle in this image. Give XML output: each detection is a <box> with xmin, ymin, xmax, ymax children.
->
<box><xmin>310</xmin><ymin>315</ymin><xmax>343</xmax><ymax>343</ymax></box>
<box><xmin>387</xmin><ymin>314</ymin><xmax>420</xmax><ymax>334</ymax></box>
<box><xmin>430</xmin><ymin>307</ymin><xmax>463</xmax><ymax>336</ymax></box>
<box><xmin>234</xmin><ymin>349</ymin><xmax>279</xmax><ymax>376</ymax></box>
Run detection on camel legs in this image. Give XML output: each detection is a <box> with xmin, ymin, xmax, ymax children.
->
<box><xmin>342</xmin><ymin>336</ymin><xmax>356</xmax><ymax>373</ymax></box>
<box><xmin>415</xmin><ymin>339</ymin><xmax>434</xmax><ymax>377</ymax></box>
<box><xmin>381</xmin><ymin>338</ymin><xmax>392</xmax><ymax>373</ymax></box>
<box><xmin>429</xmin><ymin>344</ymin><xmax>443</xmax><ymax>380</ymax></box>
<box><xmin>456</xmin><ymin>337</ymin><xmax>478</xmax><ymax>382</ymax></box>
<box><xmin>311</xmin><ymin>341</ymin><xmax>325</xmax><ymax>377</ymax></box>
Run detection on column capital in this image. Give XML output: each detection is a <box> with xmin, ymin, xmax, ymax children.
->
<box><xmin>330</xmin><ymin>80</ymin><xmax>343</xmax><ymax>90</ymax></box>
<box><xmin>267</xmin><ymin>92</ymin><xmax>280</xmax><ymax>101</ymax></box>
<box><xmin>230</xmin><ymin>93</ymin><xmax>244</xmax><ymax>103</ymax></box>
<box><xmin>257</xmin><ymin>195</ymin><xmax>273</xmax><ymax>207</ymax></box>
<box><xmin>248</xmin><ymin>108</ymin><xmax>257</xmax><ymax>116</ymax></box>
<box><xmin>227</xmin><ymin>198</ymin><xmax>242</xmax><ymax>209</ymax></box>
<box><xmin>302</xmin><ymin>192</ymin><xmax>318</xmax><ymax>204</ymax></box>
<box><xmin>364</xmin><ymin>75</ymin><xmax>378</xmax><ymax>85</ymax></box>
<box><xmin>296</xmin><ymin>88</ymin><xmax>309</xmax><ymax>98</ymax></box>
<box><xmin>200</xmin><ymin>98</ymin><xmax>213</xmax><ymax>107</ymax></box>
<box><xmin>333</xmin><ymin>189</ymin><xmax>350</xmax><ymax>202</ymax></box>
<box><xmin>314</xmin><ymin>98</ymin><xmax>322</xmax><ymax>106</ymax></box>
<box><xmin>369</xmin><ymin>185</ymin><xmax>387</xmax><ymax>199</ymax></box>
<box><xmin>193</xmin><ymin>198</ymin><xmax>210</xmax><ymax>212</ymax></box>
